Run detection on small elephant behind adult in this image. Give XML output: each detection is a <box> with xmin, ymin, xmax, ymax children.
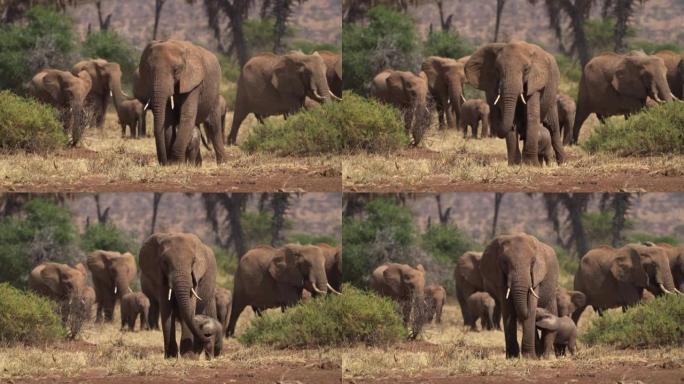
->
<box><xmin>194</xmin><ymin>314</ymin><xmax>223</xmax><ymax>360</ymax></box>
<box><xmin>120</xmin><ymin>292</ymin><xmax>151</xmax><ymax>331</ymax></box>
<box><xmin>459</xmin><ymin>99</ymin><xmax>490</xmax><ymax>138</ymax></box>
<box><xmin>654</xmin><ymin>50</ymin><xmax>684</xmax><ymax>99</ymax></box>
<box><xmin>466</xmin><ymin>291</ymin><xmax>496</xmax><ymax>331</ymax></box>
<box><xmin>556</xmin><ymin>93</ymin><xmax>576</xmax><ymax>145</ymax></box>
<box><xmin>185</xmin><ymin>127</ymin><xmax>205</xmax><ymax>166</ymax></box>
<box><xmin>215</xmin><ymin>287</ymin><xmax>232</xmax><ymax>335</ymax></box>
<box><xmin>537</xmin><ymin>127</ymin><xmax>554</xmax><ymax>166</ymax></box>
<box><xmin>424</xmin><ymin>284</ymin><xmax>446</xmax><ymax>324</ymax></box>
<box><xmin>556</xmin><ymin>287</ymin><xmax>586</xmax><ymax>318</ymax></box>
<box><xmin>535</xmin><ymin>308</ymin><xmax>578</xmax><ymax>356</ymax></box>
<box><xmin>83</xmin><ymin>286</ymin><xmax>96</xmax><ymax>320</ymax></box>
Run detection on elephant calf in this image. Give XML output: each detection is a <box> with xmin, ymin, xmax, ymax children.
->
<box><xmin>215</xmin><ymin>287</ymin><xmax>232</xmax><ymax>336</ymax></box>
<box><xmin>459</xmin><ymin>99</ymin><xmax>490</xmax><ymax>138</ymax></box>
<box><xmin>535</xmin><ymin>308</ymin><xmax>578</xmax><ymax>356</ymax></box>
<box><xmin>537</xmin><ymin>128</ymin><xmax>554</xmax><ymax>166</ymax></box>
<box><xmin>194</xmin><ymin>314</ymin><xmax>223</xmax><ymax>360</ymax></box>
<box><xmin>466</xmin><ymin>291</ymin><xmax>496</xmax><ymax>331</ymax></box>
<box><xmin>120</xmin><ymin>292</ymin><xmax>151</xmax><ymax>331</ymax></box>
<box><xmin>424</xmin><ymin>284</ymin><xmax>446</xmax><ymax>324</ymax></box>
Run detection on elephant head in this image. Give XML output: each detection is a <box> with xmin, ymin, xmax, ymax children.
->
<box><xmin>444</xmin><ymin>62</ymin><xmax>467</xmax><ymax>121</ymax></box>
<box><xmin>72</xmin><ymin>59</ymin><xmax>110</xmax><ymax>96</ymax></box>
<box><xmin>556</xmin><ymin>288</ymin><xmax>586</xmax><ymax>317</ymax></box>
<box><xmin>612</xmin><ymin>52</ymin><xmax>673</xmax><ymax>104</ymax></box>
<box><xmin>194</xmin><ymin>314</ymin><xmax>222</xmax><ymax>360</ymax></box>
<box><xmin>269</xmin><ymin>244</ymin><xmax>336</xmax><ymax>296</ymax></box>
<box><xmin>88</xmin><ymin>251</ymin><xmax>135</xmax><ymax>299</ymax></box>
<box><xmin>466</xmin><ymin>42</ymin><xmax>555</xmax><ymax>139</ymax></box>
<box><xmin>382</xmin><ymin>263</ymin><xmax>426</xmax><ymax>303</ymax></box>
<box><xmin>30</xmin><ymin>262</ymin><xmax>87</xmax><ymax>301</ymax></box>
<box><xmin>631</xmin><ymin>243</ymin><xmax>678</xmax><ymax>296</ymax></box>
<box><xmin>273</xmin><ymin>51</ymin><xmax>335</xmax><ymax>104</ymax></box>
<box><xmin>535</xmin><ymin>307</ymin><xmax>559</xmax><ymax>332</ymax></box>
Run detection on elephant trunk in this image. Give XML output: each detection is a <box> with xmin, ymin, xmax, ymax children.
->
<box><xmin>498</xmin><ymin>91</ymin><xmax>519</xmax><ymax>139</ymax></box>
<box><xmin>151</xmin><ymin>74</ymin><xmax>171</xmax><ymax>165</ymax></box>
<box><xmin>448</xmin><ymin>81</ymin><xmax>464</xmax><ymax>124</ymax></box>
<box><xmin>309</xmin><ymin>74</ymin><xmax>332</xmax><ymax>104</ymax></box>
<box><xmin>172</xmin><ymin>273</ymin><xmax>208</xmax><ymax>343</ymax></box>
<box><xmin>114</xmin><ymin>276</ymin><xmax>130</xmax><ymax>300</ymax></box>
<box><xmin>307</xmin><ymin>268</ymin><xmax>330</xmax><ymax>296</ymax></box>
<box><xmin>655</xmin><ymin>263</ymin><xmax>677</xmax><ymax>294</ymax></box>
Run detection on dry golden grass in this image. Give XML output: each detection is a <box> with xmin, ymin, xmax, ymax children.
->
<box><xmin>0</xmin><ymin>111</ymin><xmax>340</xmax><ymax>191</ymax></box>
<box><xmin>342</xmin><ymin>116</ymin><xmax>684</xmax><ymax>191</ymax></box>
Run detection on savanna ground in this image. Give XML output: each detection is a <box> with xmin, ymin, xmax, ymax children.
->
<box><xmin>0</xmin><ymin>305</ymin><xmax>341</xmax><ymax>384</ymax></box>
<box><xmin>342</xmin><ymin>117</ymin><xmax>684</xmax><ymax>193</ymax></box>
<box><xmin>341</xmin><ymin>302</ymin><xmax>684</xmax><ymax>383</ymax></box>
<box><xmin>0</xmin><ymin>111</ymin><xmax>341</xmax><ymax>193</ymax></box>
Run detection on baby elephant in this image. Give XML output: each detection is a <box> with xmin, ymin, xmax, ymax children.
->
<box><xmin>120</xmin><ymin>292</ymin><xmax>150</xmax><ymax>331</ymax></box>
<box><xmin>466</xmin><ymin>291</ymin><xmax>496</xmax><ymax>331</ymax></box>
<box><xmin>424</xmin><ymin>284</ymin><xmax>446</xmax><ymax>324</ymax></box>
<box><xmin>215</xmin><ymin>287</ymin><xmax>233</xmax><ymax>336</ymax></box>
<box><xmin>537</xmin><ymin>127</ymin><xmax>555</xmax><ymax>166</ymax></box>
<box><xmin>194</xmin><ymin>314</ymin><xmax>223</xmax><ymax>360</ymax></box>
<box><xmin>535</xmin><ymin>308</ymin><xmax>578</xmax><ymax>356</ymax></box>
<box><xmin>459</xmin><ymin>99</ymin><xmax>490</xmax><ymax>138</ymax></box>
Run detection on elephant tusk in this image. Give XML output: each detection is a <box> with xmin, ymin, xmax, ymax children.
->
<box><xmin>326</xmin><ymin>283</ymin><xmax>341</xmax><ymax>295</ymax></box>
<box><xmin>312</xmin><ymin>89</ymin><xmax>324</xmax><ymax>100</ymax></box>
<box><xmin>109</xmin><ymin>90</ymin><xmax>113</xmax><ymax>97</ymax></box>
<box><xmin>191</xmin><ymin>287</ymin><xmax>202</xmax><ymax>301</ymax></box>
<box><xmin>328</xmin><ymin>90</ymin><xmax>342</xmax><ymax>101</ymax></box>
<box><xmin>530</xmin><ymin>287</ymin><xmax>540</xmax><ymax>299</ymax></box>
<box><xmin>311</xmin><ymin>285</ymin><xmax>327</xmax><ymax>295</ymax></box>
<box><xmin>144</xmin><ymin>100</ymin><xmax>150</xmax><ymax>111</ymax></box>
<box><xmin>659</xmin><ymin>284</ymin><xmax>674</xmax><ymax>294</ymax></box>
<box><xmin>168</xmin><ymin>288</ymin><xmax>172</xmax><ymax>301</ymax></box>
<box><xmin>505</xmin><ymin>287</ymin><xmax>510</xmax><ymax>299</ymax></box>
<box><xmin>674</xmin><ymin>288</ymin><xmax>683</xmax><ymax>295</ymax></box>
<box><xmin>493</xmin><ymin>94</ymin><xmax>501</xmax><ymax>105</ymax></box>
<box><xmin>461</xmin><ymin>94</ymin><xmax>467</xmax><ymax>103</ymax></box>
<box><xmin>170</xmin><ymin>95</ymin><xmax>175</xmax><ymax>110</ymax></box>
<box><xmin>654</xmin><ymin>95</ymin><xmax>664</xmax><ymax>103</ymax></box>
<box><xmin>114</xmin><ymin>286</ymin><xmax>117</xmax><ymax>295</ymax></box>
<box><xmin>520</xmin><ymin>93</ymin><xmax>527</xmax><ymax>105</ymax></box>
<box><xmin>670</xmin><ymin>93</ymin><xmax>680</xmax><ymax>101</ymax></box>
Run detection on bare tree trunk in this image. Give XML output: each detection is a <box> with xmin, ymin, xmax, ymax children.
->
<box><xmin>435</xmin><ymin>0</ymin><xmax>453</xmax><ymax>32</ymax></box>
<box><xmin>223</xmin><ymin>0</ymin><xmax>250</xmax><ymax>67</ymax></box>
<box><xmin>96</xmin><ymin>1</ymin><xmax>111</xmax><ymax>31</ymax></box>
<box><xmin>226</xmin><ymin>194</ymin><xmax>247</xmax><ymax>258</ymax></box>
<box><xmin>270</xmin><ymin>193</ymin><xmax>289</xmax><ymax>246</ymax></box>
<box><xmin>273</xmin><ymin>0</ymin><xmax>287</xmax><ymax>53</ymax></box>
<box><xmin>560</xmin><ymin>0</ymin><xmax>591</xmax><ymax>67</ymax></box>
<box><xmin>613</xmin><ymin>0</ymin><xmax>633</xmax><ymax>53</ymax></box>
<box><xmin>150</xmin><ymin>193</ymin><xmax>163</xmax><ymax>235</ymax></box>
<box><xmin>611</xmin><ymin>193</ymin><xmax>630</xmax><ymax>247</ymax></box>
<box><xmin>435</xmin><ymin>194</ymin><xmax>452</xmax><ymax>226</ymax></box>
<box><xmin>93</xmin><ymin>194</ymin><xmax>110</xmax><ymax>224</ymax></box>
<box><xmin>153</xmin><ymin>0</ymin><xmax>166</xmax><ymax>40</ymax></box>
<box><xmin>494</xmin><ymin>0</ymin><xmax>506</xmax><ymax>42</ymax></box>
<box><xmin>561</xmin><ymin>193</ymin><xmax>590</xmax><ymax>257</ymax></box>
<box><xmin>492</xmin><ymin>193</ymin><xmax>504</xmax><ymax>238</ymax></box>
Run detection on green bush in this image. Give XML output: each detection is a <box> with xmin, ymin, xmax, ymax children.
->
<box><xmin>244</xmin><ymin>18</ymin><xmax>295</xmax><ymax>55</ymax></box>
<box><xmin>583</xmin><ymin>102</ymin><xmax>684</xmax><ymax>156</ymax></box>
<box><xmin>0</xmin><ymin>6</ymin><xmax>77</xmax><ymax>92</ymax></box>
<box><xmin>585</xmin><ymin>18</ymin><xmax>636</xmax><ymax>56</ymax></box>
<box><xmin>582</xmin><ymin>295</ymin><xmax>684</xmax><ymax>348</ymax></box>
<box><xmin>627</xmin><ymin>232</ymin><xmax>679</xmax><ymax>245</ymax></box>
<box><xmin>218</xmin><ymin>54</ymin><xmax>241</xmax><ymax>83</ymax></box>
<box><xmin>290</xmin><ymin>40</ymin><xmax>341</xmax><ymax>54</ymax></box>
<box><xmin>241</xmin><ymin>211</ymin><xmax>293</xmax><ymax>248</ymax></box>
<box><xmin>423</xmin><ymin>30</ymin><xmax>473</xmax><ymax>59</ymax></box>
<box><xmin>340</xmin><ymin>92</ymin><xmax>409</xmax><ymax>153</ymax></box>
<box><xmin>0</xmin><ymin>283</ymin><xmax>65</xmax><ymax>345</ymax></box>
<box><xmin>80</xmin><ymin>222</ymin><xmax>136</xmax><ymax>254</ymax></box>
<box><xmin>582</xmin><ymin>211</ymin><xmax>634</xmax><ymax>248</ymax></box>
<box><xmin>81</xmin><ymin>31</ymin><xmax>138</xmax><ymax>86</ymax></box>
<box><xmin>0</xmin><ymin>91</ymin><xmax>68</xmax><ymax>152</ymax></box>
<box><xmin>288</xmin><ymin>233</ymin><xmax>338</xmax><ymax>246</ymax></box>
<box><xmin>630</xmin><ymin>40</ymin><xmax>681</xmax><ymax>54</ymax></box>
<box><xmin>239</xmin><ymin>285</ymin><xmax>407</xmax><ymax>347</ymax></box>
<box><xmin>421</xmin><ymin>224</ymin><xmax>480</xmax><ymax>265</ymax></box>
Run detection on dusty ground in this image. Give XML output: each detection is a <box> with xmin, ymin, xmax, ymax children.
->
<box><xmin>0</xmin><ymin>112</ymin><xmax>341</xmax><ymax>193</ymax></box>
<box><xmin>341</xmin><ymin>303</ymin><xmax>684</xmax><ymax>383</ymax></box>
<box><xmin>342</xmin><ymin>118</ymin><xmax>684</xmax><ymax>192</ymax></box>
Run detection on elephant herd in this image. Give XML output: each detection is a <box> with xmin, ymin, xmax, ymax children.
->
<box><xmin>369</xmin><ymin>233</ymin><xmax>683</xmax><ymax>358</ymax></box>
<box><xmin>369</xmin><ymin>41</ymin><xmax>683</xmax><ymax>166</ymax></box>
<box><xmin>26</xmin><ymin>232</ymin><xmax>342</xmax><ymax>360</ymax></box>
<box><xmin>26</xmin><ymin>39</ymin><xmax>342</xmax><ymax>165</ymax></box>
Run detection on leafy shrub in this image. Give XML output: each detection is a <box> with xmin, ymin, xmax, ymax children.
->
<box><xmin>218</xmin><ymin>53</ymin><xmax>241</xmax><ymax>83</ymax></box>
<box><xmin>627</xmin><ymin>232</ymin><xmax>679</xmax><ymax>245</ymax></box>
<box><xmin>241</xmin><ymin>211</ymin><xmax>293</xmax><ymax>248</ymax></box>
<box><xmin>423</xmin><ymin>30</ymin><xmax>473</xmax><ymax>59</ymax></box>
<box><xmin>0</xmin><ymin>6</ymin><xmax>77</xmax><ymax>92</ymax></box>
<box><xmin>81</xmin><ymin>31</ymin><xmax>138</xmax><ymax>86</ymax></box>
<box><xmin>244</xmin><ymin>18</ymin><xmax>295</xmax><ymax>56</ymax></box>
<box><xmin>582</xmin><ymin>295</ymin><xmax>684</xmax><ymax>348</ymax></box>
<box><xmin>585</xmin><ymin>18</ymin><xmax>636</xmax><ymax>56</ymax></box>
<box><xmin>288</xmin><ymin>233</ymin><xmax>338</xmax><ymax>246</ymax></box>
<box><xmin>581</xmin><ymin>211</ymin><xmax>634</xmax><ymax>248</ymax></box>
<box><xmin>80</xmin><ymin>222</ymin><xmax>137</xmax><ymax>254</ymax></box>
<box><xmin>343</xmin><ymin>6</ymin><xmax>421</xmax><ymax>93</ymax></box>
<box><xmin>421</xmin><ymin>224</ymin><xmax>480</xmax><ymax>265</ymax></box>
<box><xmin>583</xmin><ymin>102</ymin><xmax>684</xmax><ymax>155</ymax></box>
<box><xmin>629</xmin><ymin>40</ymin><xmax>681</xmax><ymax>54</ymax></box>
<box><xmin>0</xmin><ymin>283</ymin><xmax>65</xmax><ymax>345</ymax></box>
<box><xmin>340</xmin><ymin>92</ymin><xmax>409</xmax><ymax>152</ymax></box>
<box><xmin>0</xmin><ymin>91</ymin><xmax>67</xmax><ymax>152</ymax></box>
<box><xmin>239</xmin><ymin>285</ymin><xmax>407</xmax><ymax>347</ymax></box>
<box><xmin>290</xmin><ymin>40</ymin><xmax>341</xmax><ymax>54</ymax></box>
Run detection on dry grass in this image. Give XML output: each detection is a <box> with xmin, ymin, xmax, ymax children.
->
<box><xmin>342</xmin><ymin>116</ymin><xmax>684</xmax><ymax>191</ymax></box>
<box><xmin>0</xmin><ymin>111</ymin><xmax>340</xmax><ymax>191</ymax></box>
<box><xmin>341</xmin><ymin>302</ymin><xmax>684</xmax><ymax>380</ymax></box>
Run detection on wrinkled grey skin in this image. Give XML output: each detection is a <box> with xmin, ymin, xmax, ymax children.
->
<box><xmin>656</xmin><ymin>243</ymin><xmax>684</xmax><ymax>292</ymax></box>
<box><xmin>556</xmin><ymin>287</ymin><xmax>586</xmax><ymax>318</ymax></box>
<box><xmin>139</xmin><ymin>232</ymin><xmax>217</xmax><ymax>358</ymax></box>
<box><xmin>185</xmin><ymin>127</ymin><xmax>204</xmax><ymax>166</ymax></box>
<box><xmin>535</xmin><ymin>308</ymin><xmax>577</xmax><ymax>356</ymax></box>
<box><xmin>103</xmin><ymin>62</ymin><xmax>146</xmax><ymax>138</ymax></box>
<box><xmin>556</xmin><ymin>93</ymin><xmax>576</xmax><ymax>145</ymax></box>
<box><xmin>537</xmin><ymin>127</ymin><xmax>554</xmax><ymax>166</ymax></box>
<box><xmin>120</xmin><ymin>292</ymin><xmax>151</xmax><ymax>331</ymax></box>
<box><xmin>28</xmin><ymin>262</ymin><xmax>88</xmax><ymax>323</ymax></box>
<box><xmin>466</xmin><ymin>291</ymin><xmax>496</xmax><ymax>331</ymax></box>
<box><xmin>424</xmin><ymin>284</ymin><xmax>446</xmax><ymax>324</ymax></box>
<box><xmin>319</xmin><ymin>51</ymin><xmax>342</xmax><ymax>98</ymax></box>
<box><xmin>572</xmin><ymin>51</ymin><xmax>673</xmax><ymax>144</ymax></box>
<box><xmin>455</xmin><ymin>251</ymin><xmax>501</xmax><ymax>329</ymax></box>
<box><xmin>370</xmin><ymin>263</ymin><xmax>426</xmax><ymax>327</ymax></box>
<box><xmin>194</xmin><ymin>314</ymin><xmax>223</xmax><ymax>360</ymax></box>
<box><xmin>72</xmin><ymin>59</ymin><xmax>112</xmax><ymax>129</ymax></box>
<box><xmin>215</xmin><ymin>287</ymin><xmax>232</xmax><ymax>336</ymax></box>
<box><xmin>459</xmin><ymin>99</ymin><xmax>490</xmax><ymax>138</ymax></box>
<box><xmin>422</xmin><ymin>56</ymin><xmax>465</xmax><ymax>129</ymax></box>
<box><xmin>141</xmin><ymin>272</ymin><xmax>159</xmax><ymax>330</ymax></box>
<box><xmin>136</xmin><ymin>40</ymin><xmax>226</xmax><ymax>165</ymax></box>
<box><xmin>481</xmin><ymin>233</ymin><xmax>560</xmax><ymax>358</ymax></box>
<box><xmin>87</xmin><ymin>250</ymin><xmax>137</xmax><ymax>323</ymax></box>
<box><xmin>465</xmin><ymin>42</ymin><xmax>566</xmax><ymax>166</ymax></box>
<box><xmin>654</xmin><ymin>50</ymin><xmax>684</xmax><ymax>99</ymax></box>
<box><xmin>228</xmin><ymin>51</ymin><xmax>333</xmax><ymax>145</ymax></box>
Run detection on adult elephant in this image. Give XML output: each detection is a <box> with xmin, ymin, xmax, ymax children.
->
<box><xmin>319</xmin><ymin>51</ymin><xmax>342</xmax><ymax>98</ymax></box>
<box><xmin>370</xmin><ymin>69</ymin><xmax>431</xmax><ymax>146</ymax></box>
<box><xmin>481</xmin><ymin>233</ymin><xmax>560</xmax><ymax>358</ymax></box>
<box><xmin>29</xmin><ymin>69</ymin><xmax>92</xmax><ymax>146</ymax></box>
<box><xmin>316</xmin><ymin>243</ymin><xmax>342</xmax><ymax>292</ymax></box>
<box><xmin>28</xmin><ymin>262</ymin><xmax>88</xmax><ymax>323</ymax></box>
<box><xmin>657</xmin><ymin>243</ymin><xmax>684</xmax><ymax>292</ymax></box>
<box><xmin>572</xmin><ymin>52</ymin><xmax>673</xmax><ymax>143</ymax></box>
<box><xmin>465</xmin><ymin>42</ymin><xmax>566</xmax><ymax>166</ymax></box>
<box><xmin>139</xmin><ymin>232</ymin><xmax>217</xmax><ymax>358</ymax></box>
<box><xmin>654</xmin><ymin>50</ymin><xmax>683</xmax><ymax>99</ymax></box>
<box><xmin>370</xmin><ymin>263</ymin><xmax>426</xmax><ymax>329</ymax></box>
<box><xmin>556</xmin><ymin>93</ymin><xmax>576</xmax><ymax>145</ymax></box>
<box><xmin>71</xmin><ymin>58</ymin><xmax>112</xmax><ymax>129</ymax></box>
<box><xmin>86</xmin><ymin>250</ymin><xmax>137</xmax><ymax>322</ymax></box>
<box><xmin>227</xmin><ymin>244</ymin><xmax>335</xmax><ymax>337</ymax></box>
<box><xmin>421</xmin><ymin>56</ymin><xmax>466</xmax><ymax>130</ymax></box>
<box><xmin>455</xmin><ymin>251</ymin><xmax>486</xmax><ymax>327</ymax></box>
<box><xmin>136</xmin><ymin>40</ymin><xmax>226</xmax><ymax>165</ymax></box>
<box><xmin>227</xmin><ymin>51</ymin><xmax>336</xmax><ymax>145</ymax></box>
<box><xmin>573</xmin><ymin>243</ymin><xmax>679</xmax><ymax>324</ymax></box>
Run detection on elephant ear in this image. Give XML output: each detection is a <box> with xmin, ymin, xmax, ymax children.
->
<box><xmin>527</xmin><ymin>47</ymin><xmax>550</xmax><ymax>96</ymax></box>
<box><xmin>382</xmin><ymin>265</ymin><xmax>403</xmax><ymax>296</ymax></box>
<box><xmin>268</xmin><ymin>246</ymin><xmax>304</xmax><ymax>287</ymax></box>
<box><xmin>271</xmin><ymin>56</ymin><xmax>305</xmax><ymax>97</ymax></box>
<box><xmin>569</xmin><ymin>290</ymin><xmax>587</xmax><ymax>308</ymax></box>
<box><xmin>611</xmin><ymin>58</ymin><xmax>647</xmax><ymax>99</ymax></box>
<box><xmin>464</xmin><ymin>43</ymin><xmax>505</xmax><ymax>92</ymax></box>
<box><xmin>535</xmin><ymin>308</ymin><xmax>559</xmax><ymax>331</ymax></box>
<box><xmin>179</xmin><ymin>48</ymin><xmax>205</xmax><ymax>94</ymax></box>
<box><xmin>480</xmin><ymin>241</ymin><xmax>502</xmax><ymax>290</ymax></box>
<box><xmin>192</xmin><ymin>243</ymin><xmax>210</xmax><ymax>285</ymax></box>
<box><xmin>415</xmin><ymin>264</ymin><xmax>425</xmax><ymax>274</ymax></box>
<box><xmin>532</xmin><ymin>239</ymin><xmax>549</xmax><ymax>287</ymax></box>
<box><xmin>611</xmin><ymin>247</ymin><xmax>647</xmax><ymax>286</ymax></box>
<box><xmin>40</xmin><ymin>265</ymin><xmax>63</xmax><ymax>295</ymax></box>
<box><xmin>42</xmin><ymin>72</ymin><xmax>65</xmax><ymax>103</ymax></box>
<box><xmin>74</xmin><ymin>263</ymin><xmax>87</xmax><ymax>277</ymax></box>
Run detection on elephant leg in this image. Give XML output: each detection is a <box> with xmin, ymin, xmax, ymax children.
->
<box><xmin>141</xmin><ymin>308</ymin><xmax>148</xmax><ymax>331</ymax></box>
<box><xmin>445</xmin><ymin>99</ymin><xmax>456</xmax><ymax>130</ymax></box>
<box><xmin>520</xmin><ymin>292</ymin><xmax>539</xmax><ymax>358</ymax></box>
<box><xmin>205</xmin><ymin>108</ymin><xmax>227</xmax><ymax>164</ymax></box>
<box><xmin>103</xmin><ymin>293</ymin><xmax>115</xmax><ymax>322</ymax></box>
<box><xmin>493</xmin><ymin>302</ymin><xmax>502</xmax><ymax>330</ymax></box>
<box><xmin>131</xmin><ymin>118</ymin><xmax>138</xmax><ymax>138</ymax></box>
<box><xmin>472</xmin><ymin>121</ymin><xmax>478</xmax><ymax>138</ymax></box>
<box><xmin>227</xmin><ymin>96</ymin><xmax>249</xmax><ymax>145</ymax></box>
<box><xmin>456</xmin><ymin>289</ymin><xmax>472</xmax><ymax>327</ymax></box>
<box><xmin>572</xmin><ymin>100</ymin><xmax>591</xmax><ymax>145</ymax></box>
<box><xmin>160</xmin><ymin>296</ymin><xmax>178</xmax><ymax>358</ymax></box>
<box><xmin>546</xmin><ymin>105</ymin><xmax>566</xmax><ymax>165</ymax></box>
<box><xmin>226</xmin><ymin>296</ymin><xmax>246</xmax><ymax>338</ymax></box>
<box><xmin>505</xmin><ymin>131</ymin><xmax>522</xmax><ymax>165</ymax></box>
<box><xmin>120</xmin><ymin>123</ymin><xmax>126</xmax><ymax>137</ymax></box>
<box><xmin>169</xmin><ymin>93</ymin><xmax>199</xmax><ymax>163</ymax></box>
<box><xmin>141</xmin><ymin>111</ymin><xmax>148</xmax><ymax>137</ymax></box>
<box><xmin>436</xmin><ymin>304</ymin><xmax>442</xmax><ymax>324</ymax></box>
<box><xmin>522</xmin><ymin>93</ymin><xmax>541</xmax><ymax>166</ymax></box>
<box><xmin>435</xmin><ymin>98</ymin><xmax>446</xmax><ymax>130</ymax></box>
<box><xmin>120</xmin><ymin>311</ymin><xmax>126</xmax><ymax>330</ymax></box>
<box><xmin>148</xmin><ymin>297</ymin><xmax>159</xmax><ymax>330</ymax></box>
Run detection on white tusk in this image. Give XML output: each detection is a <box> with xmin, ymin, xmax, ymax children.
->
<box><xmin>425</xmin><ymin>106</ymin><xmax>430</xmax><ymax>114</ymax></box>
<box><xmin>144</xmin><ymin>100</ymin><xmax>150</xmax><ymax>111</ymax></box>
<box><xmin>659</xmin><ymin>284</ymin><xmax>673</xmax><ymax>294</ymax></box>
<box><xmin>191</xmin><ymin>287</ymin><xmax>202</xmax><ymax>301</ymax></box>
<box><xmin>674</xmin><ymin>288</ymin><xmax>683</xmax><ymax>295</ymax></box>
<box><xmin>326</xmin><ymin>283</ymin><xmax>341</xmax><ymax>295</ymax></box>
<box><xmin>520</xmin><ymin>93</ymin><xmax>527</xmax><ymax>105</ymax></box>
<box><xmin>114</xmin><ymin>286</ymin><xmax>117</xmax><ymax>295</ymax></box>
<box><xmin>461</xmin><ymin>94</ymin><xmax>467</xmax><ymax>103</ymax></box>
<box><xmin>328</xmin><ymin>90</ymin><xmax>342</xmax><ymax>101</ymax></box>
<box><xmin>109</xmin><ymin>90</ymin><xmax>113</xmax><ymax>97</ymax></box>
<box><xmin>530</xmin><ymin>287</ymin><xmax>540</xmax><ymax>299</ymax></box>
<box><xmin>312</xmin><ymin>90</ymin><xmax>324</xmax><ymax>100</ymax></box>
<box><xmin>653</xmin><ymin>95</ymin><xmax>664</xmax><ymax>103</ymax></box>
<box><xmin>670</xmin><ymin>93</ymin><xmax>679</xmax><ymax>101</ymax></box>
<box><xmin>311</xmin><ymin>285</ymin><xmax>326</xmax><ymax>295</ymax></box>
<box><xmin>170</xmin><ymin>95</ymin><xmax>175</xmax><ymax>110</ymax></box>
<box><xmin>505</xmin><ymin>287</ymin><xmax>510</xmax><ymax>299</ymax></box>
<box><xmin>127</xmin><ymin>286</ymin><xmax>132</xmax><ymax>294</ymax></box>
<box><xmin>493</xmin><ymin>94</ymin><xmax>501</xmax><ymax>105</ymax></box>
<box><xmin>168</xmin><ymin>288</ymin><xmax>172</xmax><ymax>301</ymax></box>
